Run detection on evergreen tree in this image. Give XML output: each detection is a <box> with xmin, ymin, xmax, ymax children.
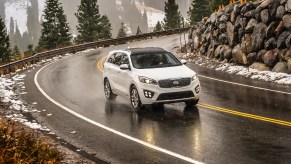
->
<box><xmin>142</xmin><ymin>10</ymin><xmax>148</xmax><ymax>33</ymax></box>
<box><xmin>209</xmin><ymin>0</ymin><xmax>229</xmax><ymax>11</ymax></box>
<box><xmin>12</xmin><ymin>45</ymin><xmax>20</xmax><ymax>58</ymax></box>
<box><xmin>117</xmin><ymin>22</ymin><xmax>127</xmax><ymax>38</ymax></box>
<box><xmin>75</xmin><ymin>0</ymin><xmax>101</xmax><ymax>43</ymax></box>
<box><xmin>136</xmin><ymin>26</ymin><xmax>142</xmax><ymax>35</ymax></box>
<box><xmin>163</xmin><ymin>0</ymin><xmax>182</xmax><ymax>30</ymax></box>
<box><xmin>38</xmin><ymin>0</ymin><xmax>72</xmax><ymax>50</ymax></box>
<box><xmin>153</xmin><ymin>21</ymin><xmax>163</xmax><ymax>32</ymax></box>
<box><xmin>0</xmin><ymin>16</ymin><xmax>11</xmax><ymax>62</ymax></box>
<box><xmin>99</xmin><ymin>15</ymin><xmax>112</xmax><ymax>39</ymax></box>
<box><xmin>13</xmin><ymin>23</ymin><xmax>22</xmax><ymax>51</ymax></box>
<box><xmin>188</xmin><ymin>0</ymin><xmax>211</xmax><ymax>25</ymax></box>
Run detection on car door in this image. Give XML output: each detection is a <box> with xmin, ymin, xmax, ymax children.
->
<box><xmin>115</xmin><ymin>53</ymin><xmax>132</xmax><ymax>96</ymax></box>
<box><xmin>111</xmin><ymin>52</ymin><xmax>123</xmax><ymax>92</ymax></box>
<box><xmin>104</xmin><ymin>52</ymin><xmax>117</xmax><ymax>89</ymax></box>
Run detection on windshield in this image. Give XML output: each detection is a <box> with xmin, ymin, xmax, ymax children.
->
<box><xmin>130</xmin><ymin>52</ymin><xmax>182</xmax><ymax>69</ymax></box>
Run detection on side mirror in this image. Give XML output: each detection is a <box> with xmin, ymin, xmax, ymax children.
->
<box><xmin>120</xmin><ymin>64</ymin><xmax>130</xmax><ymax>70</ymax></box>
<box><xmin>181</xmin><ymin>59</ymin><xmax>187</xmax><ymax>65</ymax></box>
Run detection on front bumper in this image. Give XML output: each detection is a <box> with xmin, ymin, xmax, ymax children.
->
<box><xmin>136</xmin><ymin>79</ymin><xmax>201</xmax><ymax>105</ymax></box>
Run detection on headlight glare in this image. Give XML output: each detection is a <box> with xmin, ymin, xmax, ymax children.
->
<box><xmin>138</xmin><ymin>76</ymin><xmax>157</xmax><ymax>85</ymax></box>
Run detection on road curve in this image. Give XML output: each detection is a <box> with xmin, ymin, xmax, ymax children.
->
<box><xmin>22</xmin><ymin>35</ymin><xmax>291</xmax><ymax>163</ymax></box>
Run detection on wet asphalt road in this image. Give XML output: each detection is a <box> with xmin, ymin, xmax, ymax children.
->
<box><xmin>22</xmin><ymin>35</ymin><xmax>291</xmax><ymax>163</ymax></box>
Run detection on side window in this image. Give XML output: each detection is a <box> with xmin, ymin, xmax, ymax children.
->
<box><xmin>107</xmin><ymin>53</ymin><xmax>116</xmax><ymax>63</ymax></box>
<box><xmin>120</xmin><ymin>54</ymin><xmax>129</xmax><ymax>65</ymax></box>
<box><xmin>113</xmin><ymin>53</ymin><xmax>123</xmax><ymax>66</ymax></box>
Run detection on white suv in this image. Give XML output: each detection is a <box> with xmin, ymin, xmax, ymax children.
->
<box><xmin>103</xmin><ymin>47</ymin><xmax>201</xmax><ymax>110</ymax></box>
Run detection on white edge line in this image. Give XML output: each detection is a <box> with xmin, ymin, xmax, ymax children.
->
<box><xmin>198</xmin><ymin>75</ymin><xmax>291</xmax><ymax>95</ymax></box>
<box><xmin>34</xmin><ymin>62</ymin><xmax>203</xmax><ymax>164</ymax></box>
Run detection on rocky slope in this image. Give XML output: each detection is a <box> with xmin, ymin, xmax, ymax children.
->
<box><xmin>187</xmin><ymin>0</ymin><xmax>291</xmax><ymax>74</ymax></box>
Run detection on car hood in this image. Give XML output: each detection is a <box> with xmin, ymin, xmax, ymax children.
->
<box><xmin>134</xmin><ymin>65</ymin><xmax>195</xmax><ymax>80</ymax></box>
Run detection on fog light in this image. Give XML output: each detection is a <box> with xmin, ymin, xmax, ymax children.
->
<box><xmin>195</xmin><ymin>85</ymin><xmax>200</xmax><ymax>94</ymax></box>
<box><xmin>144</xmin><ymin>90</ymin><xmax>154</xmax><ymax>98</ymax></box>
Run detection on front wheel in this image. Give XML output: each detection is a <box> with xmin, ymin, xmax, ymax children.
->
<box><xmin>130</xmin><ymin>85</ymin><xmax>144</xmax><ymax>110</ymax></box>
<box><xmin>104</xmin><ymin>79</ymin><xmax>117</xmax><ymax>100</ymax></box>
<box><xmin>185</xmin><ymin>99</ymin><xmax>199</xmax><ymax>107</ymax></box>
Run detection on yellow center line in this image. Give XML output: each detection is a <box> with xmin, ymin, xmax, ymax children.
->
<box><xmin>97</xmin><ymin>56</ymin><xmax>107</xmax><ymax>72</ymax></box>
<box><xmin>96</xmin><ymin>58</ymin><xmax>291</xmax><ymax>127</ymax></box>
<box><xmin>198</xmin><ymin>103</ymin><xmax>291</xmax><ymax>127</ymax></box>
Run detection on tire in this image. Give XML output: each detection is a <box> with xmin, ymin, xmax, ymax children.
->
<box><xmin>104</xmin><ymin>79</ymin><xmax>117</xmax><ymax>100</ymax></box>
<box><xmin>130</xmin><ymin>85</ymin><xmax>144</xmax><ymax>110</ymax></box>
<box><xmin>185</xmin><ymin>99</ymin><xmax>199</xmax><ymax>107</ymax></box>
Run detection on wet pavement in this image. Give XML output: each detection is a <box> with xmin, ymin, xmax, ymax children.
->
<box><xmin>22</xmin><ymin>35</ymin><xmax>291</xmax><ymax>163</ymax></box>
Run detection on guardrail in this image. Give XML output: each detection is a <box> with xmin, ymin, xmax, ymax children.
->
<box><xmin>0</xmin><ymin>27</ymin><xmax>190</xmax><ymax>75</ymax></box>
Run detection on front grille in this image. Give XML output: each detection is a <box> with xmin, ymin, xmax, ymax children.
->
<box><xmin>157</xmin><ymin>91</ymin><xmax>194</xmax><ymax>101</ymax></box>
<box><xmin>158</xmin><ymin>78</ymin><xmax>191</xmax><ymax>88</ymax></box>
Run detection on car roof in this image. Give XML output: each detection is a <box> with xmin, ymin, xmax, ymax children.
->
<box><xmin>126</xmin><ymin>47</ymin><xmax>166</xmax><ymax>55</ymax></box>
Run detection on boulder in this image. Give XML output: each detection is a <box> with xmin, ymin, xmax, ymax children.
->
<box><xmin>283</xmin><ymin>48</ymin><xmax>291</xmax><ymax>60</ymax></box>
<box><xmin>272</xmin><ymin>62</ymin><xmax>289</xmax><ymax>73</ymax></box>
<box><xmin>245</xmin><ymin>19</ymin><xmax>257</xmax><ymax>33</ymax></box>
<box><xmin>265</xmin><ymin>37</ymin><xmax>277</xmax><ymax>50</ymax></box>
<box><xmin>238</xmin><ymin>27</ymin><xmax>245</xmax><ymax>41</ymax></box>
<box><xmin>250</xmin><ymin>62</ymin><xmax>271</xmax><ymax>71</ymax></box>
<box><xmin>278</xmin><ymin>49</ymin><xmax>288</xmax><ymax>61</ymax></box>
<box><xmin>231</xmin><ymin>11</ymin><xmax>236</xmax><ymax>23</ymax></box>
<box><xmin>252</xmin><ymin>23</ymin><xmax>267</xmax><ymax>51</ymax></box>
<box><xmin>214</xmin><ymin>45</ymin><xmax>224</xmax><ymax>58</ymax></box>
<box><xmin>260</xmin><ymin>9</ymin><xmax>270</xmax><ymax>23</ymax></box>
<box><xmin>276</xmin><ymin>5</ymin><xmax>286</xmax><ymax>19</ymax></box>
<box><xmin>193</xmin><ymin>35</ymin><xmax>201</xmax><ymax>50</ymax></box>
<box><xmin>288</xmin><ymin>59</ymin><xmax>291</xmax><ymax>72</ymax></box>
<box><xmin>219</xmin><ymin>15</ymin><xmax>228</xmax><ymax>22</ymax></box>
<box><xmin>285</xmin><ymin>0</ymin><xmax>291</xmax><ymax>12</ymax></box>
<box><xmin>247</xmin><ymin>53</ymin><xmax>257</xmax><ymax>65</ymax></box>
<box><xmin>218</xmin><ymin>33</ymin><xmax>228</xmax><ymax>44</ymax></box>
<box><xmin>283</xmin><ymin>15</ymin><xmax>291</xmax><ymax>29</ymax></box>
<box><xmin>221</xmin><ymin>45</ymin><xmax>232</xmax><ymax>61</ymax></box>
<box><xmin>266</xmin><ymin>22</ymin><xmax>276</xmax><ymax>38</ymax></box>
<box><xmin>269</xmin><ymin>0</ymin><xmax>280</xmax><ymax>18</ymax></box>
<box><xmin>263</xmin><ymin>49</ymin><xmax>279</xmax><ymax>67</ymax></box>
<box><xmin>257</xmin><ymin>49</ymin><xmax>267</xmax><ymax>62</ymax></box>
<box><xmin>227</xmin><ymin>22</ymin><xmax>235</xmax><ymax>47</ymax></box>
<box><xmin>277</xmin><ymin>31</ymin><xmax>290</xmax><ymax>49</ymax></box>
<box><xmin>281</xmin><ymin>0</ymin><xmax>287</xmax><ymax>5</ymax></box>
<box><xmin>286</xmin><ymin>34</ymin><xmax>291</xmax><ymax>48</ymax></box>
<box><xmin>234</xmin><ymin>15</ymin><xmax>242</xmax><ymax>30</ymax></box>
<box><xmin>275</xmin><ymin>21</ymin><xmax>284</xmax><ymax>35</ymax></box>
<box><xmin>234</xmin><ymin>4</ymin><xmax>241</xmax><ymax>15</ymax></box>
<box><xmin>218</xmin><ymin>23</ymin><xmax>227</xmax><ymax>33</ymax></box>
<box><xmin>260</xmin><ymin>0</ymin><xmax>273</xmax><ymax>8</ymax></box>
<box><xmin>210</xmin><ymin>13</ymin><xmax>217</xmax><ymax>24</ymax></box>
<box><xmin>241</xmin><ymin>34</ymin><xmax>253</xmax><ymax>54</ymax></box>
<box><xmin>232</xmin><ymin>44</ymin><xmax>248</xmax><ymax>65</ymax></box>
<box><xmin>245</xmin><ymin>10</ymin><xmax>256</xmax><ymax>18</ymax></box>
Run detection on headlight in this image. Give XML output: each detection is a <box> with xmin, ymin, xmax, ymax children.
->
<box><xmin>192</xmin><ymin>75</ymin><xmax>198</xmax><ymax>81</ymax></box>
<box><xmin>138</xmin><ymin>76</ymin><xmax>157</xmax><ymax>85</ymax></box>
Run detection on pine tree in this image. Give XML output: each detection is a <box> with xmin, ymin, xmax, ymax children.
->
<box><xmin>75</xmin><ymin>0</ymin><xmax>102</xmax><ymax>43</ymax></box>
<box><xmin>142</xmin><ymin>10</ymin><xmax>148</xmax><ymax>33</ymax></box>
<box><xmin>38</xmin><ymin>0</ymin><xmax>72</xmax><ymax>50</ymax></box>
<box><xmin>163</xmin><ymin>0</ymin><xmax>182</xmax><ymax>30</ymax></box>
<box><xmin>99</xmin><ymin>15</ymin><xmax>112</xmax><ymax>39</ymax></box>
<box><xmin>12</xmin><ymin>45</ymin><xmax>20</xmax><ymax>57</ymax></box>
<box><xmin>153</xmin><ymin>21</ymin><xmax>163</xmax><ymax>32</ymax></box>
<box><xmin>117</xmin><ymin>22</ymin><xmax>127</xmax><ymax>38</ymax></box>
<box><xmin>136</xmin><ymin>26</ymin><xmax>142</xmax><ymax>35</ymax></box>
<box><xmin>0</xmin><ymin>16</ymin><xmax>11</xmax><ymax>62</ymax></box>
<box><xmin>188</xmin><ymin>0</ymin><xmax>211</xmax><ymax>25</ymax></box>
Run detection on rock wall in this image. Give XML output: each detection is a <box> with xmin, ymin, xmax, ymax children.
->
<box><xmin>188</xmin><ymin>0</ymin><xmax>291</xmax><ymax>74</ymax></box>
